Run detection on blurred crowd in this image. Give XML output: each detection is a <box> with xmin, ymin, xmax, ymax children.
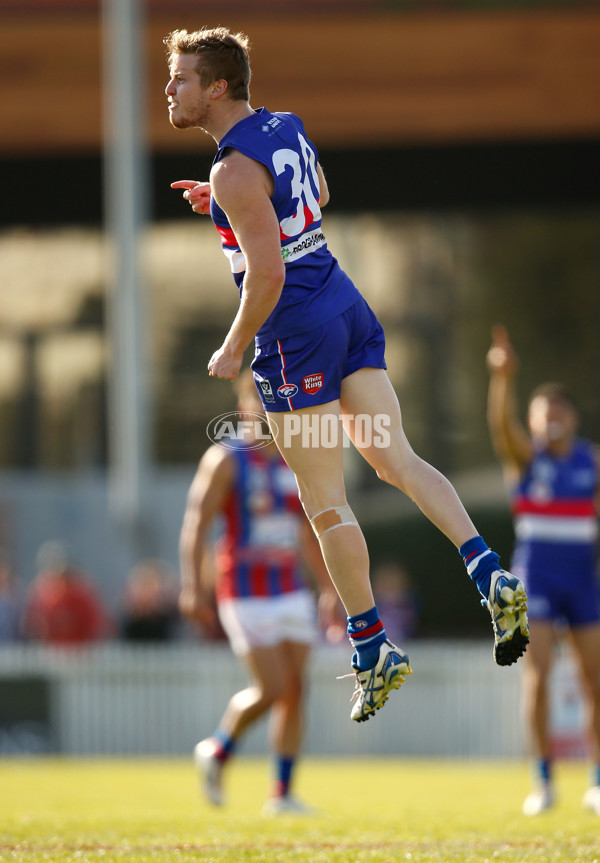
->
<box><xmin>0</xmin><ymin>541</ymin><xmax>185</xmax><ymax>646</ymax></box>
<box><xmin>0</xmin><ymin>540</ymin><xmax>419</xmax><ymax>648</ymax></box>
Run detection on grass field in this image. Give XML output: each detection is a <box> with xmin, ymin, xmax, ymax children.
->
<box><xmin>0</xmin><ymin>758</ymin><xmax>598</xmax><ymax>862</ymax></box>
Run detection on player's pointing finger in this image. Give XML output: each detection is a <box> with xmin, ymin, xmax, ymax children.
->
<box><xmin>170</xmin><ymin>180</ymin><xmax>200</xmax><ymax>190</ymax></box>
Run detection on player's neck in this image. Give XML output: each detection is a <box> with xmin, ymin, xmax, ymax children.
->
<box><xmin>208</xmin><ymin>102</ymin><xmax>255</xmax><ymax>144</ymax></box>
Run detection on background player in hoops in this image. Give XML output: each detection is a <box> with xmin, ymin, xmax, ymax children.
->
<box><xmin>487</xmin><ymin>325</ymin><xmax>600</xmax><ymax>816</ymax></box>
<box><xmin>180</xmin><ymin>370</ymin><xmax>342</xmax><ymax>814</ymax></box>
<box><xmin>165</xmin><ymin>26</ymin><xmax>529</xmax><ymax>723</ymax></box>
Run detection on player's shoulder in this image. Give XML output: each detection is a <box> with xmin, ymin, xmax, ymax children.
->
<box><xmin>211</xmin><ymin>148</ymin><xmax>269</xmax><ymax>193</ymax></box>
<box><xmin>271</xmin><ymin>110</ymin><xmax>303</xmax><ymax>126</ymax></box>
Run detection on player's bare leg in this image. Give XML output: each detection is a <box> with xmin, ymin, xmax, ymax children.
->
<box><xmin>262</xmin><ymin>640</ymin><xmax>316</xmax><ymax>815</ymax></box>
<box><xmin>520</xmin><ymin>621</ymin><xmax>555</xmax><ymax>815</ymax></box>
<box><xmin>570</xmin><ymin>623</ymin><xmax>600</xmax><ymax>814</ymax></box>
<box><xmin>268</xmin><ymin>401</ymin><xmax>373</xmax><ymax>616</ymax></box>
<box><xmin>267</xmin><ymin>641</ymin><xmax>309</xmax><ymax>757</ymax></box>
<box><xmin>267</xmin><ymin>402</ymin><xmax>411</xmax><ymax>722</ymax></box>
<box><xmin>339</xmin><ymin>367</ymin><xmax>478</xmax><ymax>546</ymax></box>
<box><xmin>339</xmin><ymin>367</ymin><xmax>529</xmax><ymax>666</ymax></box>
<box><xmin>223</xmin><ymin>644</ymin><xmax>296</xmax><ymax>736</ymax></box>
<box><xmin>196</xmin><ymin>642</ymin><xmax>303</xmax><ymax>805</ymax></box>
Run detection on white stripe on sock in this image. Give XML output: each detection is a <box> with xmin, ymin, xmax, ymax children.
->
<box><xmin>467</xmin><ymin>548</ymin><xmax>491</xmax><ymax>577</ymax></box>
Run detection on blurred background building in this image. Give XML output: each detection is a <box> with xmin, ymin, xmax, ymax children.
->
<box><xmin>0</xmin><ymin>0</ymin><xmax>599</xmax><ymax>642</ymax></box>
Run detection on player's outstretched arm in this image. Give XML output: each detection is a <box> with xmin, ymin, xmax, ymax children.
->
<box><xmin>486</xmin><ymin>324</ymin><xmax>532</xmax><ymax>481</ymax></box>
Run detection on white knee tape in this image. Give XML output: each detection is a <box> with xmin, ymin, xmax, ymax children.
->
<box><xmin>310</xmin><ymin>505</ymin><xmax>357</xmax><ymax>538</ymax></box>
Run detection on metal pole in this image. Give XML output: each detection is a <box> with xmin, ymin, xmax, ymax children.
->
<box><xmin>102</xmin><ymin>0</ymin><xmax>151</xmax><ymax>535</ymax></box>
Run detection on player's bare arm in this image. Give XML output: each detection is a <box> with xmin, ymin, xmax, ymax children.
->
<box><xmin>486</xmin><ymin>324</ymin><xmax>533</xmax><ymax>481</ymax></box>
<box><xmin>179</xmin><ymin>445</ymin><xmax>236</xmax><ymax>624</ymax></box>
<box><xmin>316</xmin><ymin>163</ymin><xmax>330</xmax><ymax>207</ymax></box>
<box><xmin>208</xmin><ymin>151</ymin><xmax>285</xmax><ymax>381</ymax></box>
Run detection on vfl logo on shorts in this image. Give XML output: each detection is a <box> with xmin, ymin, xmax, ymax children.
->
<box><xmin>259</xmin><ymin>379</ymin><xmax>276</xmax><ymax>404</ymax></box>
<box><xmin>277</xmin><ymin>383</ymin><xmax>299</xmax><ymax>399</ymax></box>
<box><xmin>303</xmin><ymin>373</ymin><xmax>324</xmax><ymax>395</ymax></box>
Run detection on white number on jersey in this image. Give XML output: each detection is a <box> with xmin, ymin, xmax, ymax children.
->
<box><xmin>272</xmin><ymin>133</ymin><xmax>322</xmax><ymax>239</ymax></box>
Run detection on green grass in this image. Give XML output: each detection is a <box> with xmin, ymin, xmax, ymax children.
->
<box><xmin>0</xmin><ymin>758</ymin><xmax>598</xmax><ymax>862</ymax></box>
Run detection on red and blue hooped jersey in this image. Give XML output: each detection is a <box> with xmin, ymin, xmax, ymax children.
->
<box><xmin>215</xmin><ymin>443</ymin><xmax>305</xmax><ymax>601</ymax></box>
<box><xmin>211</xmin><ymin>108</ymin><xmax>361</xmax><ymax>345</ymax></box>
<box><xmin>512</xmin><ymin>440</ymin><xmax>598</xmax><ymax>551</ymax></box>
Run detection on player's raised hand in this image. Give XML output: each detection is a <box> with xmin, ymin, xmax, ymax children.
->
<box><xmin>171</xmin><ymin>179</ymin><xmax>211</xmax><ymax>215</ymax></box>
<box><xmin>487</xmin><ymin>324</ymin><xmax>518</xmax><ymax>377</ymax></box>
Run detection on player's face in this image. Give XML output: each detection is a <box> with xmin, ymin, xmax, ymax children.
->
<box><xmin>165</xmin><ymin>53</ymin><xmax>211</xmax><ymax>129</ymax></box>
<box><xmin>527</xmin><ymin>395</ymin><xmax>578</xmax><ymax>447</ymax></box>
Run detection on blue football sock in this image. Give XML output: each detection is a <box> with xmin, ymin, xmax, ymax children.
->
<box><xmin>536</xmin><ymin>757</ymin><xmax>552</xmax><ymax>785</ymax></box>
<box><xmin>347</xmin><ymin>606</ymin><xmax>387</xmax><ymax>671</ymax></box>
<box><xmin>274</xmin><ymin>755</ymin><xmax>295</xmax><ymax>798</ymax></box>
<box><xmin>213</xmin><ymin>728</ymin><xmax>236</xmax><ymax>764</ymax></box>
<box><xmin>592</xmin><ymin>763</ymin><xmax>600</xmax><ymax>788</ymax></box>
<box><xmin>459</xmin><ymin>535</ymin><xmax>500</xmax><ymax>600</ymax></box>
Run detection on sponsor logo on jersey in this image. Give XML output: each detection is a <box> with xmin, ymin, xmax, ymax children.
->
<box><xmin>262</xmin><ymin>116</ymin><xmax>283</xmax><ymax>134</ymax></box>
<box><xmin>303</xmin><ymin>373</ymin><xmax>324</xmax><ymax>395</ymax></box>
<box><xmin>281</xmin><ymin>228</ymin><xmax>326</xmax><ymax>263</ymax></box>
<box><xmin>259</xmin><ymin>379</ymin><xmax>276</xmax><ymax>404</ymax></box>
<box><xmin>277</xmin><ymin>383</ymin><xmax>299</xmax><ymax>399</ymax></box>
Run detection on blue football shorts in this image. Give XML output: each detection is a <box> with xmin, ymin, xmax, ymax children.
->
<box><xmin>512</xmin><ymin>542</ymin><xmax>600</xmax><ymax>627</ymax></box>
<box><xmin>251</xmin><ymin>298</ymin><xmax>386</xmax><ymax>412</ymax></box>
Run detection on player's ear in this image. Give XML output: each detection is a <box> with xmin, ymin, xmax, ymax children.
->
<box><xmin>211</xmin><ymin>79</ymin><xmax>228</xmax><ymax>99</ymax></box>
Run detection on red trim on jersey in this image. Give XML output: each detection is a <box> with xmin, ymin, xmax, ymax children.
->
<box><xmin>279</xmin><ymin>205</ymin><xmax>319</xmax><ymax>241</ymax></box>
<box><xmin>216</xmin><ymin>225</ymin><xmax>238</xmax><ymax>247</ymax></box>
<box><xmin>284</xmin><ymin>492</ymin><xmax>302</xmax><ymax>514</ymax></box>
<box><xmin>278</xmin><ymin>560</ymin><xmax>295</xmax><ymax>594</ymax></box>
<box><xmin>512</xmin><ymin>497</ymin><xmax>596</xmax><ymax>517</ymax></box>
<box><xmin>219</xmin><ymin>209</ymin><xmax>320</xmax><ymax>248</ymax></box>
<box><xmin>222</xmin><ymin>487</ymin><xmax>242</xmax><ymax>554</ymax></box>
<box><xmin>248</xmin><ymin>561</ymin><xmax>269</xmax><ymax>597</ymax></box>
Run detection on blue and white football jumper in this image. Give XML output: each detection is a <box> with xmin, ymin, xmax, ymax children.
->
<box><xmin>511</xmin><ymin>440</ymin><xmax>600</xmax><ymax>625</ymax></box>
<box><xmin>210</xmin><ymin>108</ymin><xmax>386</xmax><ymax>412</ymax></box>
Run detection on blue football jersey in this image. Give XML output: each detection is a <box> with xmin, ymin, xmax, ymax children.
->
<box><xmin>210</xmin><ymin>108</ymin><xmax>361</xmax><ymax>345</ymax></box>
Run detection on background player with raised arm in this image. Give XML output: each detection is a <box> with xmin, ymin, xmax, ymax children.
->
<box><xmin>487</xmin><ymin>324</ymin><xmax>600</xmax><ymax>816</ymax></box>
<box><xmin>165</xmin><ymin>26</ymin><xmax>529</xmax><ymax>724</ymax></box>
<box><xmin>180</xmin><ymin>370</ymin><xmax>342</xmax><ymax>815</ymax></box>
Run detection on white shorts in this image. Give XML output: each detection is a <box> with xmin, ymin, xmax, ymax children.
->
<box><xmin>218</xmin><ymin>589</ymin><xmax>317</xmax><ymax>657</ymax></box>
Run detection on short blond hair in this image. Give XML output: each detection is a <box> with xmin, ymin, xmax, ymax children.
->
<box><xmin>164</xmin><ymin>26</ymin><xmax>251</xmax><ymax>100</ymax></box>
